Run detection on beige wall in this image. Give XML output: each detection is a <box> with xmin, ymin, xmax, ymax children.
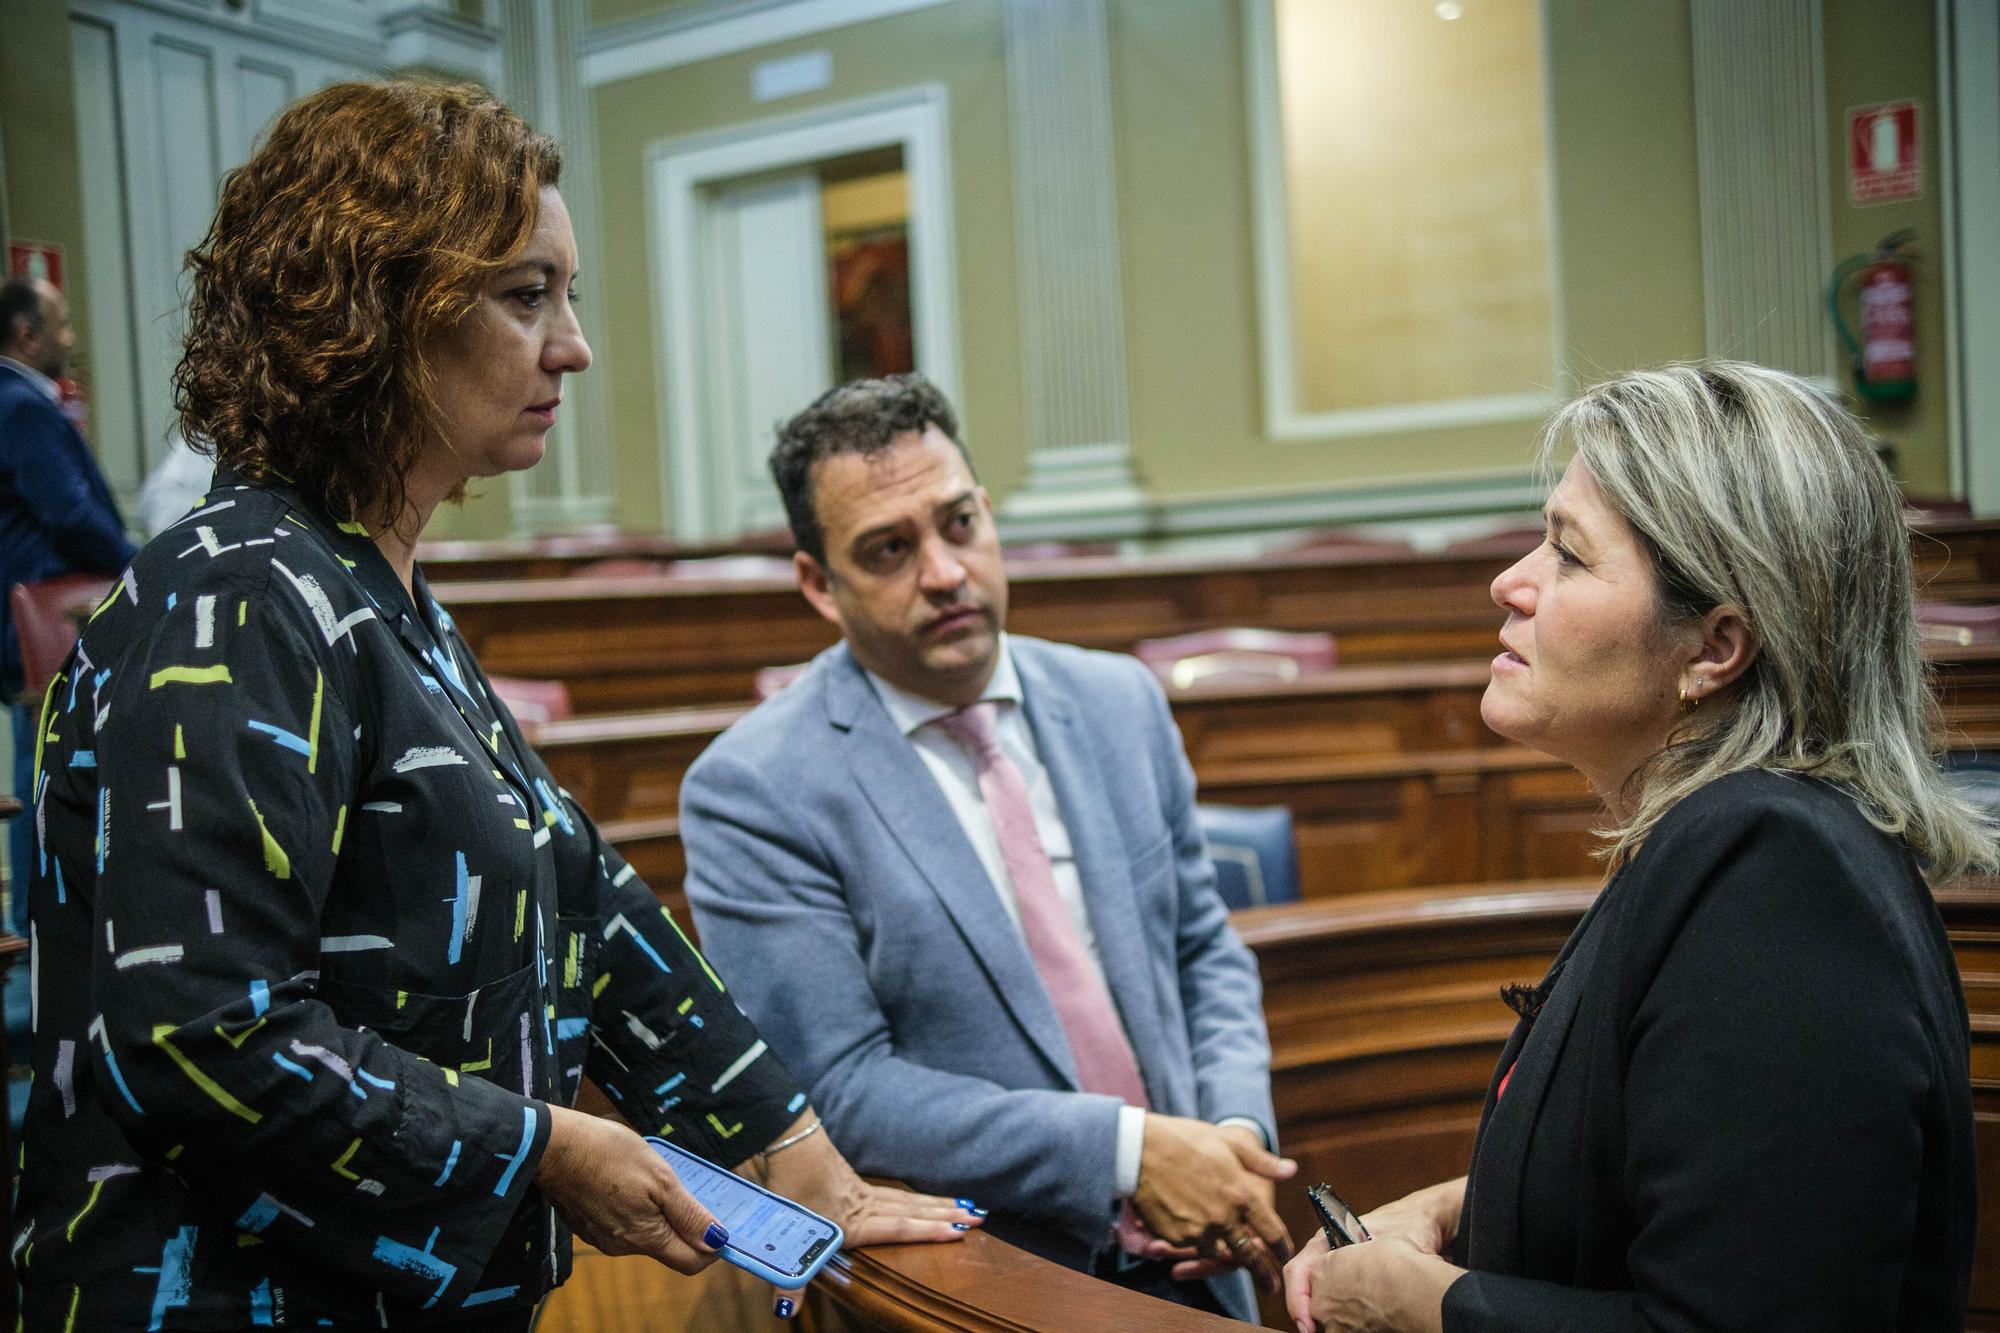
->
<box><xmin>1110</xmin><ymin>0</ymin><xmax>1708</xmax><ymax>501</ymax></box>
<box><xmin>589</xmin><ymin>0</ymin><xmax>1025</xmax><ymax>531</ymax></box>
<box><xmin>1</xmin><ymin>0</ymin><xmax>93</xmax><ymax>397</ymax></box>
<box><xmin>583</xmin><ymin>0</ymin><xmax>1949</xmax><ymax>525</ymax></box>
<box><xmin>2</xmin><ymin>0</ymin><xmax>1955</xmax><ymax>540</ymax></box>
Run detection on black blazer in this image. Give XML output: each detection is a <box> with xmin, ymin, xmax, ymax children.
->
<box><xmin>1445</xmin><ymin>770</ymin><xmax>1976</xmax><ymax>1331</ymax></box>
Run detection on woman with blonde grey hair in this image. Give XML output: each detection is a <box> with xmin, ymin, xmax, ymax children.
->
<box><xmin>1285</xmin><ymin>361</ymin><xmax>1988</xmax><ymax>1332</ymax></box>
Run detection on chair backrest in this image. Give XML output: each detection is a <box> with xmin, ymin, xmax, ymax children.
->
<box><xmin>9</xmin><ymin>574</ymin><xmax>115</xmax><ymax>705</ymax></box>
<box><xmin>753</xmin><ymin>663</ymin><xmax>809</xmax><ymax>701</ymax></box>
<box><xmin>569</xmin><ymin>557</ymin><xmax>674</xmax><ymax>579</ymax></box>
<box><xmin>484</xmin><ymin>675</ymin><xmax>573</xmax><ymax>729</ymax></box>
<box><xmin>1133</xmin><ymin>628</ymin><xmax>1337</xmax><ymax>690</ymax></box>
<box><xmin>1195</xmin><ymin>803</ymin><xmax>1301</xmax><ymax>910</ymax></box>
<box><xmin>1915</xmin><ymin>602</ymin><xmax>2000</xmax><ymax>646</ymax></box>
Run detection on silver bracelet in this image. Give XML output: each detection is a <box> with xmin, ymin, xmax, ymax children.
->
<box><xmin>756</xmin><ymin>1116</ymin><xmax>823</xmax><ymax>1165</ymax></box>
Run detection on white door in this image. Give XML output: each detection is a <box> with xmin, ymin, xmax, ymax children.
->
<box><xmin>701</xmin><ymin>171</ymin><xmax>835</xmax><ymax>538</ymax></box>
<box><xmin>69</xmin><ymin>5</ymin><xmax>370</xmax><ymax>511</ymax></box>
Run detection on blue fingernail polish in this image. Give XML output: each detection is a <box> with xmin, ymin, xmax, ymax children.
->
<box><xmin>957</xmin><ymin>1197</ymin><xmax>976</xmax><ymax>1208</ymax></box>
<box><xmin>970</xmin><ymin>1206</ymin><xmax>988</xmax><ymax>1217</ymax></box>
<box><xmin>774</xmin><ymin>1296</ymin><xmax>795</xmax><ymax>1319</ymax></box>
<box><xmin>952</xmin><ymin>1222</ymin><xmax>971</xmax><ymax>1230</ymax></box>
<box><xmin>704</xmin><ymin>1222</ymin><xmax>729</xmax><ymax>1249</ymax></box>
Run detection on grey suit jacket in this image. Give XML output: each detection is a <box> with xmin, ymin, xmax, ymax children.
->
<box><xmin>683</xmin><ymin>637</ymin><xmax>1274</xmax><ymax>1310</ymax></box>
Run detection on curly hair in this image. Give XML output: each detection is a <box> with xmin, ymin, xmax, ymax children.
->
<box><xmin>175</xmin><ymin>80</ymin><xmax>561</xmax><ymax>527</ymax></box>
<box><xmin>769</xmin><ymin>373</ymin><xmax>970</xmax><ymax>563</ymax></box>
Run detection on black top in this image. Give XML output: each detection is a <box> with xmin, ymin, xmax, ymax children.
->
<box><xmin>17</xmin><ymin>474</ymin><xmax>801</xmax><ymax>1329</ymax></box>
<box><xmin>1446</xmin><ymin>769</ymin><xmax>1976</xmax><ymax>1331</ymax></box>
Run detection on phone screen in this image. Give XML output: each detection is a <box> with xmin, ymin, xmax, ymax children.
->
<box><xmin>656</xmin><ymin>1142</ymin><xmax>840</xmax><ymax>1278</ymax></box>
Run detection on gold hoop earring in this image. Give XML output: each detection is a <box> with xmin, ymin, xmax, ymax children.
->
<box><xmin>1679</xmin><ymin>679</ymin><xmax>1702</xmax><ymax>712</ymax></box>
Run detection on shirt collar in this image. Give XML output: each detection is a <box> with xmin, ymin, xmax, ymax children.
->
<box><xmin>209</xmin><ymin>463</ymin><xmax>425</xmax><ymax>633</ymax></box>
<box><xmin>0</xmin><ymin>356</ymin><xmax>59</xmax><ymax>402</ymax></box>
<box><xmin>864</xmin><ymin>634</ymin><xmax>1023</xmax><ymax>737</ymax></box>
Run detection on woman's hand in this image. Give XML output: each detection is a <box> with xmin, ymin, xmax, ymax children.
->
<box><xmin>1284</xmin><ymin>1178</ymin><xmax>1465</xmax><ymax>1333</ymax></box>
<box><xmin>755</xmin><ymin>1112</ymin><xmax>984</xmax><ymax>1248</ymax></box>
<box><xmin>1287</xmin><ymin>1237</ymin><xmax>1462</xmax><ymax>1333</ymax></box>
<box><xmin>1356</xmin><ymin>1177</ymin><xmax>1464</xmax><ymax>1256</ymax></box>
<box><xmin>536</xmin><ymin>1104</ymin><xmax>729</xmax><ymax>1274</ymax></box>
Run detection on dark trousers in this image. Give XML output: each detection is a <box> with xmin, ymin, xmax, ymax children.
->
<box><xmin>1091</xmin><ymin>1250</ymin><xmax>1232</xmax><ymax>1315</ymax></box>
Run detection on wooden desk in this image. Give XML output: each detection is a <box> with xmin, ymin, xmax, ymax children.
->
<box><xmin>543</xmin><ymin>876</ymin><xmax>2000</xmax><ymax>1331</ymax></box>
<box><xmin>537</xmin><ymin>647</ymin><xmax>2000</xmax><ymax>911</ymax></box>
<box><xmin>434</xmin><ymin>545</ymin><xmax>1521</xmax><ymax>713</ymax></box>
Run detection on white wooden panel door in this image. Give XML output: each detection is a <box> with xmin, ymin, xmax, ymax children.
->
<box><xmin>703</xmin><ymin>172</ymin><xmax>835</xmax><ymax>537</ymax></box>
<box><xmin>69</xmin><ymin>5</ymin><xmax>369</xmax><ymax>510</ymax></box>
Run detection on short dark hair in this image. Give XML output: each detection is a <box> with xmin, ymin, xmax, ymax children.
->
<box><xmin>0</xmin><ymin>279</ymin><xmax>45</xmax><ymax>351</ymax></box>
<box><xmin>769</xmin><ymin>373</ymin><xmax>971</xmax><ymax>564</ymax></box>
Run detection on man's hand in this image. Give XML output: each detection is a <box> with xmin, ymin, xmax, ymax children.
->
<box><xmin>1131</xmin><ymin>1114</ymin><xmax>1296</xmax><ymax>1291</ymax></box>
<box><xmin>536</xmin><ymin>1105</ymin><xmax>728</xmax><ymax>1274</ymax></box>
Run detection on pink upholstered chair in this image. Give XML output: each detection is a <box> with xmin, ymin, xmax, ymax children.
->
<box><xmin>1914</xmin><ymin>602</ymin><xmax>2000</xmax><ymax>646</ymax></box>
<box><xmin>9</xmin><ymin>574</ymin><xmax>115</xmax><ymax>705</ymax></box>
<box><xmin>485</xmin><ymin>675</ymin><xmax>573</xmax><ymax>729</ymax></box>
<box><xmin>1132</xmin><ymin>628</ymin><xmax>1337</xmax><ymax>690</ymax></box>
<box><xmin>753</xmin><ymin>663</ymin><xmax>809</xmax><ymax>701</ymax></box>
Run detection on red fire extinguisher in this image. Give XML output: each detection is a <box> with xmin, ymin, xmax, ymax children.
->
<box><xmin>1827</xmin><ymin>230</ymin><xmax>1916</xmax><ymax>405</ymax></box>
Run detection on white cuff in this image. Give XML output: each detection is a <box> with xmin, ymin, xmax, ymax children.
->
<box><xmin>1114</xmin><ymin>1103</ymin><xmax>1147</xmax><ymax>1199</ymax></box>
<box><xmin>1215</xmin><ymin>1115</ymin><xmax>1270</xmax><ymax>1150</ymax></box>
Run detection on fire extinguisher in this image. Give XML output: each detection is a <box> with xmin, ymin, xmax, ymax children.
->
<box><xmin>1827</xmin><ymin>230</ymin><xmax>1917</xmax><ymax>405</ymax></box>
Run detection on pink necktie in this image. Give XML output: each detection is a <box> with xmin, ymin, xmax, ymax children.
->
<box><xmin>936</xmin><ymin>702</ymin><xmax>1149</xmax><ymax>1109</ymax></box>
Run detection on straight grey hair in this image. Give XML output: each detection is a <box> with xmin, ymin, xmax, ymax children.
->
<box><xmin>1540</xmin><ymin>361</ymin><xmax>1996</xmax><ymax>882</ymax></box>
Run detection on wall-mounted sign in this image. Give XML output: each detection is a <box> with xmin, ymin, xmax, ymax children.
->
<box><xmin>1848</xmin><ymin>101</ymin><xmax>1921</xmax><ymax>205</ymax></box>
<box><xmin>7</xmin><ymin>240</ymin><xmax>63</xmax><ymax>289</ymax></box>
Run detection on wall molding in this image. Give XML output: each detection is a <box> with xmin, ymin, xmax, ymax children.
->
<box><xmin>646</xmin><ymin>85</ymin><xmax>961</xmax><ymax>540</ymax></box>
<box><xmin>995</xmin><ymin>467</ymin><xmax>1543</xmax><ymax>545</ymax></box>
<box><xmin>381</xmin><ymin>5</ymin><xmax>501</xmax><ymax>84</ymax></box>
<box><xmin>581</xmin><ymin>0</ymin><xmax>960</xmax><ymax>88</ymax></box>
<box><xmin>1241</xmin><ymin>0</ymin><xmax>1564</xmax><ymax>444</ymax></box>
<box><xmin>1690</xmin><ymin>0</ymin><xmax>1833</xmax><ymax>380</ymax></box>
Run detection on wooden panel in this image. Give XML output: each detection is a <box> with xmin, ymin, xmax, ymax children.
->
<box><xmin>434</xmin><ymin>520</ymin><xmax>2000</xmax><ymax>714</ymax></box>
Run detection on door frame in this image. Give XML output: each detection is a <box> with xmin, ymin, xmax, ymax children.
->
<box><xmin>1944</xmin><ymin>0</ymin><xmax>2000</xmax><ymax>509</ymax></box>
<box><xmin>646</xmin><ymin>84</ymin><xmax>961</xmax><ymax>541</ymax></box>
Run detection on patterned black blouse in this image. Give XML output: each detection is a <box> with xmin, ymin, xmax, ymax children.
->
<box><xmin>16</xmin><ymin>473</ymin><xmax>802</xmax><ymax>1328</ymax></box>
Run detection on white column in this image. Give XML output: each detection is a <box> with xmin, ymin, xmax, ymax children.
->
<box><xmin>1691</xmin><ymin>0</ymin><xmax>1834</xmax><ymax>381</ymax></box>
<box><xmin>500</xmin><ymin>0</ymin><xmax>615</xmax><ymax>532</ymax></box>
<box><xmin>997</xmin><ymin>0</ymin><xmax>1148</xmax><ymax>539</ymax></box>
<box><xmin>1944</xmin><ymin>0</ymin><xmax>2000</xmax><ymax>511</ymax></box>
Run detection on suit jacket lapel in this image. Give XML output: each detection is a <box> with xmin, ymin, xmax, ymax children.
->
<box><xmin>1461</xmin><ymin>877</ymin><xmax>1616</xmax><ymax>1273</ymax></box>
<box><xmin>1014</xmin><ymin>647</ymin><xmax>1173</xmax><ymax>1105</ymax></box>
<box><xmin>824</xmin><ymin>648</ymin><xmax>1082</xmax><ymax>1088</ymax></box>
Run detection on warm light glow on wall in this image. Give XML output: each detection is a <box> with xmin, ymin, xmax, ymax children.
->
<box><xmin>1275</xmin><ymin>0</ymin><xmax>1556</xmax><ymax>415</ymax></box>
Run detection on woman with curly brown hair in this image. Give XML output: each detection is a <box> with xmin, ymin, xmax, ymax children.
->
<box><xmin>15</xmin><ymin>80</ymin><xmax>978</xmax><ymax>1331</ymax></box>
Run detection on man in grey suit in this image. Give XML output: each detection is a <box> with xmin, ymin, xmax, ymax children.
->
<box><xmin>683</xmin><ymin>375</ymin><xmax>1292</xmax><ymax>1318</ymax></box>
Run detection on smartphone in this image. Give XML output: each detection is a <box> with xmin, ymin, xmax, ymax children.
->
<box><xmin>1306</xmin><ymin>1182</ymin><xmax>1371</xmax><ymax>1250</ymax></box>
<box><xmin>646</xmin><ymin>1136</ymin><xmax>844</xmax><ymax>1288</ymax></box>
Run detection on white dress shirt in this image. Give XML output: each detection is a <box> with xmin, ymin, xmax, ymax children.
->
<box><xmin>866</xmin><ymin>637</ymin><xmax>1263</xmax><ymax>1203</ymax></box>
